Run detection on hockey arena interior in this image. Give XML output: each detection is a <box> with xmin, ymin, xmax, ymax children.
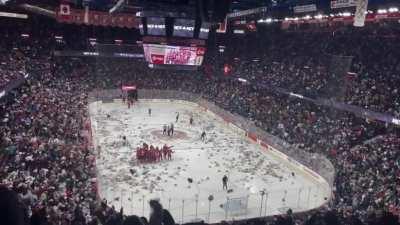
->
<box><xmin>0</xmin><ymin>1</ymin><xmax>400</xmax><ymax>225</ymax></box>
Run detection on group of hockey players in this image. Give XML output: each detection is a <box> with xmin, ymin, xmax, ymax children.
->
<box><xmin>122</xmin><ymin>94</ymin><xmax>136</xmax><ymax>109</ymax></box>
<box><xmin>162</xmin><ymin>123</ymin><xmax>175</xmax><ymax>136</ymax></box>
<box><xmin>136</xmin><ymin>143</ymin><xmax>173</xmax><ymax>163</ymax></box>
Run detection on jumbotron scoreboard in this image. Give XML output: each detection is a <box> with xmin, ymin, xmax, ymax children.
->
<box><xmin>138</xmin><ymin>13</ymin><xmax>210</xmax><ymax>70</ymax></box>
<box><xmin>143</xmin><ymin>44</ymin><xmax>206</xmax><ymax>66</ymax></box>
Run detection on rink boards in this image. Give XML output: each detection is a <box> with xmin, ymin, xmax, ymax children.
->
<box><xmin>88</xmin><ymin>98</ymin><xmax>332</xmax><ymax>223</ymax></box>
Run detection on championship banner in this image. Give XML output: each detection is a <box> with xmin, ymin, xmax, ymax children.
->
<box><xmin>226</xmin><ymin>6</ymin><xmax>267</xmax><ymax>19</ymax></box>
<box><xmin>293</xmin><ymin>4</ymin><xmax>317</xmax><ymax>13</ymax></box>
<box><xmin>331</xmin><ymin>0</ymin><xmax>357</xmax><ymax>9</ymax></box>
<box><xmin>56</xmin><ymin>5</ymin><xmax>138</xmax><ymax>28</ymax></box>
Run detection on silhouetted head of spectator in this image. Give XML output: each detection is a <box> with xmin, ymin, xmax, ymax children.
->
<box><xmin>286</xmin><ymin>208</ymin><xmax>293</xmax><ymax>216</ymax></box>
<box><xmin>349</xmin><ymin>215</ymin><xmax>364</xmax><ymax>225</ymax></box>
<box><xmin>162</xmin><ymin>209</ymin><xmax>176</xmax><ymax>225</ymax></box>
<box><xmin>30</xmin><ymin>207</ymin><xmax>47</xmax><ymax>225</ymax></box>
<box><xmin>149</xmin><ymin>200</ymin><xmax>163</xmax><ymax>225</ymax></box>
<box><xmin>140</xmin><ymin>216</ymin><xmax>149</xmax><ymax>225</ymax></box>
<box><xmin>123</xmin><ymin>215</ymin><xmax>144</xmax><ymax>225</ymax></box>
<box><xmin>323</xmin><ymin>210</ymin><xmax>339</xmax><ymax>225</ymax></box>
<box><xmin>0</xmin><ymin>186</ymin><xmax>28</xmax><ymax>225</ymax></box>
<box><xmin>377</xmin><ymin>211</ymin><xmax>400</xmax><ymax>225</ymax></box>
<box><xmin>149</xmin><ymin>199</ymin><xmax>162</xmax><ymax>214</ymax></box>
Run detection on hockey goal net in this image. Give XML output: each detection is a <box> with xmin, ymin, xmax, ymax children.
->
<box><xmin>223</xmin><ymin>196</ymin><xmax>249</xmax><ymax>217</ymax></box>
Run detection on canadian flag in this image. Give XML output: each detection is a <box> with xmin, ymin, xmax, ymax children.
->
<box><xmin>59</xmin><ymin>4</ymin><xmax>70</xmax><ymax>16</ymax></box>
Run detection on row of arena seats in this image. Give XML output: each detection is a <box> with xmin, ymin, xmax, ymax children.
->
<box><xmin>210</xmin><ymin>23</ymin><xmax>400</xmax><ymax>117</ymax></box>
<box><xmin>0</xmin><ymin>47</ymin><xmax>26</xmax><ymax>90</ymax></box>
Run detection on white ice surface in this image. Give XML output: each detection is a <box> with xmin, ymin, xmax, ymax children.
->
<box><xmin>89</xmin><ymin>99</ymin><xmax>330</xmax><ymax>223</ymax></box>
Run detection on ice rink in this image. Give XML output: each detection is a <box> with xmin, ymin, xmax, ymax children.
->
<box><xmin>89</xmin><ymin>99</ymin><xmax>330</xmax><ymax>223</ymax></box>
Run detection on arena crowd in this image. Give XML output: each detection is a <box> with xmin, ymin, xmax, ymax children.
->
<box><xmin>0</xmin><ymin>15</ymin><xmax>399</xmax><ymax>225</ymax></box>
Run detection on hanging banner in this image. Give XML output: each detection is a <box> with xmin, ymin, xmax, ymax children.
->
<box><xmin>293</xmin><ymin>4</ymin><xmax>317</xmax><ymax>13</ymax></box>
<box><xmin>331</xmin><ymin>0</ymin><xmax>357</xmax><ymax>9</ymax></box>
<box><xmin>56</xmin><ymin>5</ymin><xmax>138</xmax><ymax>28</ymax></box>
<box><xmin>227</xmin><ymin>6</ymin><xmax>267</xmax><ymax>19</ymax></box>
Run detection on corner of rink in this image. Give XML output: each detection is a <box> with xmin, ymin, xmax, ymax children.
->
<box><xmin>88</xmin><ymin>98</ymin><xmax>332</xmax><ymax>223</ymax></box>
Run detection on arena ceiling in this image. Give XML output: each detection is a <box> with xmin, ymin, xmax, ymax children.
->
<box><xmin>2</xmin><ymin>0</ymin><xmax>399</xmax><ymax>19</ymax></box>
<box><xmin>4</xmin><ymin>0</ymin><xmax>399</xmax><ymax>10</ymax></box>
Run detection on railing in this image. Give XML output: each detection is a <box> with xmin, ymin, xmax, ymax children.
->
<box><xmin>88</xmin><ymin>89</ymin><xmax>335</xmax><ymax>224</ymax></box>
<box><xmin>0</xmin><ymin>61</ymin><xmax>49</xmax><ymax>100</ymax></box>
<box><xmin>0</xmin><ymin>75</ymin><xmax>28</xmax><ymax>100</ymax></box>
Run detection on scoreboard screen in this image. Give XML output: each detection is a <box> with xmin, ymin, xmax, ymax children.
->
<box><xmin>139</xmin><ymin>16</ymin><xmax>209</xmax><ymax>70</ymax></box>
<box><xmin>199</xmin><ymin>22</ymin><xmax>210</xmax><ymax>39</ymax></box>
<box><xmin>146</xmin><ymin>17</ymin><xmax>166</xmax><ymax>36</ymax></box>
<box><xmin>143</xmin><ymin>44</ymin><xmax>206</xmax><ymax>66</ymax></box>
<box><xmin>173</xmin><ymin>19</ymin><xmax>195</xmax><ymax>38</ymax></box>
<box><xmin>140</xmin><ymin>16</ymin><xmax>210</xmax><ymax>39</ymax></box>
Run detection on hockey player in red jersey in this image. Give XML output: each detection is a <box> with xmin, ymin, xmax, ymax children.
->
<box><xmin>156</xmin><ymin>147</ymin><xmax>162</xmax><ymax>161</ymax></box>
<box><xmin>135</xmin><ymin>143</ymin><xmax>173</xmax><ymax>163</ymax></box>
<box><xmin>167</xmin><ymin>147</ymin><xmax>173</xmax><ymax>160</ymax></box>
<box><xmin>162</xmin><ymin>144</ymin><xmax>168</xmax><ymax>159</ymax></box>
